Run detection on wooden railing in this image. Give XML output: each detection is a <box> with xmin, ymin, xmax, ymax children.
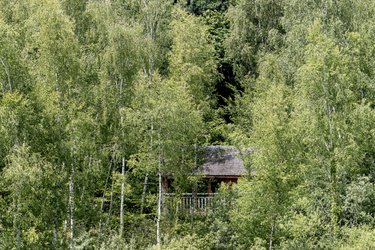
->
<box><xmin>163</xmin><ymin>193</ymin><xmax>217</xmax><ymax>212</ymax></box>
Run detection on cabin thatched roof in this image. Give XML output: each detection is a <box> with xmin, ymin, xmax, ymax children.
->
<box><xmin>199</xmin><ymin>146</ymin><xmax>248</xmax><ymax>177</ymax></box>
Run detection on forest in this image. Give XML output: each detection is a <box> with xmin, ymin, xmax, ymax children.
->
<box><xmin>0</xmin><ymin>0</ymin><xmax>374</xmax><ymax>249</ymax></box>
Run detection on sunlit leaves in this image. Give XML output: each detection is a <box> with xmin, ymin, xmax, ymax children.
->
<box><xmin>2</xmin><ymin>144</ymin><xmax>64</xmax><ymax>248</ymax></box>
<box><xmin>169</xmin><ymin>8</ymin><xmax>219</xmax><ymax>110</ymax></box>
<box><xmin>123</xmin><ymin>72</ymin><xmax>203</xmax><ymax>189</ymax></box>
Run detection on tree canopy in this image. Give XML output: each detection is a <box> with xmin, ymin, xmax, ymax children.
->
<box><xmin>0</xmin><ymin>0</ymin><xmax>374</xmax><ymax>249</ymax></box>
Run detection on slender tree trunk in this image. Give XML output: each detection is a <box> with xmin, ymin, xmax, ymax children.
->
<box><xmin>61</xmin><ymin>163</ymin><xmax>67</xmax><ymax>246</ymax></box>
<box><xmin>140</xmin><ymin>173</ymin><xmax>149</xmax><ymax>213</ymax></box>
<box><xmin>16</xmin><ymin>223</ymin><xmax>21</xmax><ymax>250</ymax></box>
<box><xmin>14</xmin><ymin>195</ymin><xmax>21</xmax><ymax>250</ymax></box>
<box><xmin>326</xmin><ymin>104</ymin><xmax>339</xmax><ymax>232</ymax></box>
<box><xmin>157</xmin><ymin>153</ymin><xmax>162</xmax><ymax>248</ymax></box>
<box><xmin>69</xmin><ymin>163</ymin><xmax>75</xmax><ymax>250</ymax></box>
<box><xmin>0</xmin><ymin>57</ymin><xmax>12</xmax><ymax>93</ymax></box>
<box><xmin>194</xmin><ymin>143</ymin><xmax>197</xmax><ymax>170</ymax></box>
<box><xmin>1</xmin><ymin>80</ymin><xmax>4</xmax><ymax>97</ymax></box>
<box><xmin>119</xmin><ymin>78</ymin><xmax>123</xmax><ymax>95</ymax></box>
<box><xmin>53</xmin><ymin>220</ymin><xmax>57</xmax><ymax>247</ymax></box>
<box><xmin>105</xmin><ymin>177</ymin><xmax>115</xmax><ymax>231</ymax></box>
<box><xmin>142</xmin><ymin>0</ymin><xmax>158</xmax><ymax>77</ymax></box>
<box><xmin>63</xmin><ymin>220</ymin><xmax>67</xmax><ymax>242</ymax></box>
<box><xmin>98</xmin><ymin>159</ymin><xmax>113</xmax><ymax>246</ymax></box>
<box><xmin>120</xmin><ymin>157</ymin><xmax>125</xmax><ymax>237</ymax></box>
<box><xmin>269</xmin><ymin>220</ymin><xmax>275</xmax><ymax>250</ymax></box>
<box><xmin>80</xmin><ymin>186</ymin><xmax>85</xmax><ymax>203</ymax></box>
<box><xmin>254</xmin><ymin>0</ymin><xmax>263</xmax><ymax>44</ymax></box>
<box><xmin>330</xmin><ymin>162</ymin><xmax>339</xmax><ymax>233</ymax></box>
<box><xmin>190</xmin><ymin>144</ymin><xmax>197</xmax><ymax>228</ymax></box>
<box><xmin>191</xmin><ymin>192</ymin><xmax>196</xmax><ymax>227</ymax></box>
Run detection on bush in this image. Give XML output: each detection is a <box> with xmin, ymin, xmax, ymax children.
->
<box><xmin>336</xmin><ymin>226</ymin><xmax>375</xmax><ymax>250</ymax></box>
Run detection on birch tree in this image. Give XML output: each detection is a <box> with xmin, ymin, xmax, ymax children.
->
<box><xmin>292</xmin><ymin>22</ymin><xmax>375</xmax><ymax>233</ymax></box>
<box><xmin>231</xmin><ymin>54</ymin><xmax>297</xmax><ymax>249</ymax></box>
<box><xmin>1</xmin><ymin>145</ymin><xmax>62</xmax><ymax>248</ymax></box>
<box><xmin>229</xmin><ymin>1</ymin><xmax>375</xmax><ymax>248</ymax></box>
<box><xmin>0</xmin><ymin>17</ymin><xmax>29</xmax><ymax>96</ymax></box>
<box><xmin>124</xmin><ymin>72</ymin><xmax>203</xmax><ymax>246</ymax></box>
<box><xmin>225</xmin><ymin>0</ymin><xmax>284</xmax><ymax>81</ymax></box>
<box><xmin>169</xmin><ymin>8</ymin><xmax>219</xmax><ymax>111</ymax></box>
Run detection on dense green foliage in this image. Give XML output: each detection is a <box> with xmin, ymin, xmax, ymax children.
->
<box><xmin>0</xmin><ymin>0</ymin><xmax>374</xmax><ymax>249</ymax></box>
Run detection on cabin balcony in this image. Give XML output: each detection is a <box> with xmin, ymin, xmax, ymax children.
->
<box><xmin>163</xmin><ymin>193</ymin><xmax>217</xmax><ymax>212</ymax></box>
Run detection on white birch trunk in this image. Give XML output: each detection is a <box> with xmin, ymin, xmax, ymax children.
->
<box><xmin>53</xmin><ymin>220</ymin><xmax>57</xmax><ymax>247</ymax></box>
<box><xmin>16</xmin><ymin>223</ymin><xmax>21</xmax><ymax>250</ymax></box>
<box><xmin>1</xmin><ymin>80</ymin><xmax>4</xmax><ymax>97</ymax></box>
<box><xmin>269</xmin><ymin>221</ymin><xmax>275</xmax><ymax>250</ymax></box>
<box><xmin>69</xmin><ymin>164</ymin><xmax>75</xmax><ymax>250</ymax></box>
<box><xmin>0</xmin><ymin>57</ymin><xmax>12</xmax><ymax>93</ymax></box>
<box><xmin>322</xmin><ymin>82</ymin><xmax>339</xmax><ymax>232</ymax></box>
<box><xmin>120</xmin><ymin>157</ymin><xmax>125</xmax><ymax>237</ymax></box>
<box><xmin>98</xmin><ymin>159</ymin><xmax>112</xmax><ymax>246</ymax></box>
<box><xmin>156</xmin><ymin>130</ymin><xmax>163</xmax><ymax>248</ymax></box>
<box><xmin>14</xmin><ymin>195</ymin><xmax>21</xmax><ymax>250</ymax></box>
<box><xmin>156</xmin><ymin>153</ymin><xmax>162</xmax><ymax>248</ymax></box>
<box><xmin>194</xmin><ymin>143</ymin><xmax>197</xmax><ymax>169</ymax></box>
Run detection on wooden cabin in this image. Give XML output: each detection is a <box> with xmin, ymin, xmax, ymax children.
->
<box><xmin>163</xmin><ymin>146</ymin><xmax>248</xmax><ymax>211</ymax></box>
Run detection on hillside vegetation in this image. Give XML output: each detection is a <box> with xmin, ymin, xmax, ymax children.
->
<box><xmin>0</xmin><ymin>0</ymin><xmax>374</xmax><ymax>249</ymax></box>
